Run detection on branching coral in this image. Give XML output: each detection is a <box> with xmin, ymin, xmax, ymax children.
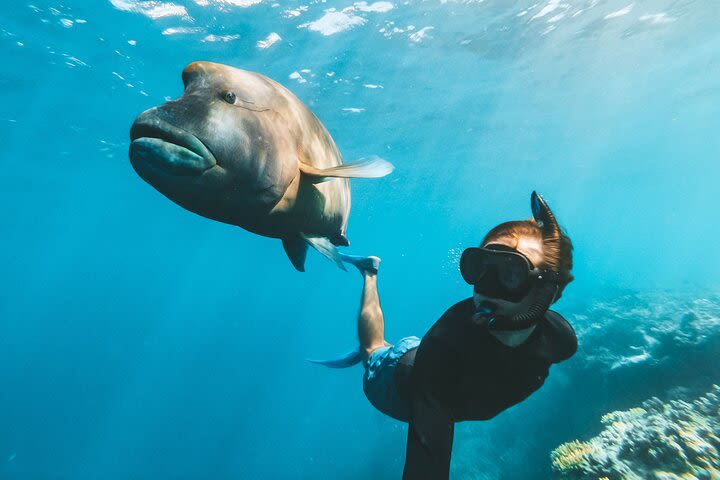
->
<box><xmin>551</xmin><ymin>440</ymin><xmax>597</xmax><ymax>473</ymax></box>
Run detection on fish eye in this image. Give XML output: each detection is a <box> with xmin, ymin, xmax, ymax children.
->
<box><xmin>224</xmin><ymin>91</ymin><xmax>236</xmax><ymax>104</ymax></box>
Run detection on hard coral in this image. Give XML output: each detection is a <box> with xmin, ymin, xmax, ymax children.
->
<box><xmin>551</xmin><ymin>386</ymin><xmax>720</xmax><ymax>480</ymax></box>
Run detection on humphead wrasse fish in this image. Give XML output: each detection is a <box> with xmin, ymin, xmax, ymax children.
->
<box><xmin>129</xmin><ymin>61</ymin><xmax>393</xmax><ymax>271</ymax></box>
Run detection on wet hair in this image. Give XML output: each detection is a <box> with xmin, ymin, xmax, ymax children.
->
<box><xmin>481</xmin><ymin>219</ymin><xmax>574</xmax><ymax>296</ymax></box>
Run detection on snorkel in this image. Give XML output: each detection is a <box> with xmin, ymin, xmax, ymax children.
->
<box><xmin>479</xmin><ymin>191</ymin><xmax>564</xmax><ymax>332</ymax></box>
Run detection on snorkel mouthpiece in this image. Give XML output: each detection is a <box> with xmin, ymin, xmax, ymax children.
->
<box><xmin>475</xmin><ymin>300</ymin><xmax>496</xmax><ymax>315</ymax></box>
<box><xmin>471</xmin><ymin>300</ymin><xmax>496</xmax><ymax>326</ymax></box>
<box><xmin>487</xmin><ymin>192</ymin><xmax>564</xmax><ymax>332</ymax></box>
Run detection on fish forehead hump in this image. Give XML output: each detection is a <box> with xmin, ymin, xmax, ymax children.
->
<box><xmin>185</xmin><ymin>62</ymin><xmax>310</xmax><ymax>122</ymax></box>
<box><xmin>193</xmin><ymin>63</ymin><xmax>285</xmax><ymax>107</ymax></box>
<box><xmin>187</xmin><ymin>61</ymin><xmax>343</xmax><ymax>164</ymax></box>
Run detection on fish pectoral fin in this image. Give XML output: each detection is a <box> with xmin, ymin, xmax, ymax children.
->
<box><xmin>299</xmin><ymin>156</ymin><xmax>394</xmax><ymax>183</ymax></box>
<box><xmin>282</xmin><ymin>236</ymin><xmax>308</xmax><ymax>272</ymax></box>
<box><xmin>301</xmin><ymin>233</ymin><xmax>347</xmax><ymax>271</ymax></box>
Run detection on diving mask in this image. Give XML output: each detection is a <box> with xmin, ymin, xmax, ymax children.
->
<box><xmin>460</xmin><ymin>244</ymin><xmax>559</xmax><ymax>303</ymax></box>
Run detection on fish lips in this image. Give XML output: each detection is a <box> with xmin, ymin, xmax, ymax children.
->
<box><xmin>129</xmin><ymin>119</ymin><xmax>217</xmax><ymax>177</ymax></box>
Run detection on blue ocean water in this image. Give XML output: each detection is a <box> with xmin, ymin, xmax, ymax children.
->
<box><xmin>1</xmin><ymin>1</ymin><xmax>719</xmax><ymax>479</ymax></box>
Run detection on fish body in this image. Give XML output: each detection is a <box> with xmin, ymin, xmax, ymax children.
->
<box><xmin>129</xmin><ymin>62</ymin><xmax>392</xmax><ymax>270</ymax></box>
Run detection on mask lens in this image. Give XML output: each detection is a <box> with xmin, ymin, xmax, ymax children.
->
<box><xmin>462</xmin><ymin>247</ymin><xmax>534</xmax><ymax>302</ymax></box>
<box><xmin>498</xmin><ymin>261</ymin><xmax>524</xmax><ymax>289</ymax></box>
<box><xmin>460</xmin><ymin>248</ymin><xmax>485</xmax><ymax>284</ymax></box>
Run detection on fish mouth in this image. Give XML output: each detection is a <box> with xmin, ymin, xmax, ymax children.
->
<box><xmin>129</xmin><ymin>119</ymin><xmax>217</xmax><ymax>176</ymax></box>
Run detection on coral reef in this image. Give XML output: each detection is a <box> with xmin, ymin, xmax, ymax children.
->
<box><xmin>559</xmin><ymin>292</ymin><xmax>720</xmax><ymax>452</ymax></box>
<box><xmin>551</xmin><ymin>385</ymin><xmax>720</xmax><ymax>480</ymax></box>
<box><xmin>569</xmin><ymin>292</ymin><xmax>720</xmax><ymax>374</ymax></box>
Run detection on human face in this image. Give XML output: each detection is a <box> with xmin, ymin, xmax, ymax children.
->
<box><xmin>472</xmin><ymin>235</ymin><xmax>546</xmax><ymax>318</ymax></box>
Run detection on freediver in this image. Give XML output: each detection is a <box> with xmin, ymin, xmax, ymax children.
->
<box><xmin>311</xmin><ymin>191</ymin><xmax>577</xmax><ymax>479</ymax></box>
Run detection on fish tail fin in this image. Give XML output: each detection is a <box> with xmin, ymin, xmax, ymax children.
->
<box><xmin>307</xmin><ymin>347</ymin><xmax>363</xmax><ymax>368</ymax></box>
<box><xmin>301</xmin><ymin>233</ymin><xmax>347</xmax><ymax>271</ymax></box>
<box><xmin>299</xmin><ymin>156</ymin><xmax>394</xmax><ymax>182</ymax></box>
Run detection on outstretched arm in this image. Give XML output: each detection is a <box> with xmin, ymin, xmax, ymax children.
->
<box><xmin>403</xmin><ymin>394</ymin><xmax>454</xmax><ymax>480</ymax></box>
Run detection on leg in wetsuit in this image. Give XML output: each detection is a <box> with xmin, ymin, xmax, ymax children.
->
<box><xmin>395</xmin><ymin>347</ymin><xmax>455</xmax><ymax>480</ymax></box>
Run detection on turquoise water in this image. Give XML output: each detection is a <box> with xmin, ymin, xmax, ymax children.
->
<box><xmin>2</xmin><ymin>1</ymin><xmax>720</xmax><ymax>478</ymax></box>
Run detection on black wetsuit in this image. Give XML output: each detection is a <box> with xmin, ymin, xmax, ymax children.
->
<box><xmin>394</xmin><ymin>298</ymin><xmax>577</xmax><ymax>479</ymax></box>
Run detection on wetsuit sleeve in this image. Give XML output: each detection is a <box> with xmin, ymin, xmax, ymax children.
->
<box><xmin>544</xmin><ymin>310</ymin><xmax>578</xmax><ymax>363</ymax></box>
<box><xmin>403</xmin><ymin>394</ymin><xmax>454</xmax><ymax>480</ymax></box>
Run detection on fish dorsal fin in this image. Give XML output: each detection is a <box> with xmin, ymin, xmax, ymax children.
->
<box><xmin>299</xmin><ymin>156</ymin><xmax>394</xmax><ymax>183</ymax></box>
